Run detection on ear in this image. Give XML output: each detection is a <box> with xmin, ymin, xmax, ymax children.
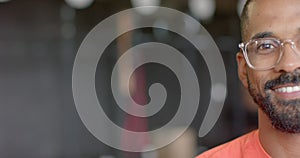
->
<box><xmin>236</xmin><ymin>52</ymin><xmax>249</xmax><ymax>88</ymax></box>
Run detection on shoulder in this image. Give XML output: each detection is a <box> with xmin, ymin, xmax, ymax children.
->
<box><xmin>196</xmin><ymin>130</ymin><xmax>258</xmax><ymax>158</ymax></box>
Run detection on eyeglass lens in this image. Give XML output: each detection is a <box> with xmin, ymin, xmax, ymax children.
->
<box><xmin>245</xmin><ymin>37</ymin><xmax>300</xmax><ymax>69</ymax></box>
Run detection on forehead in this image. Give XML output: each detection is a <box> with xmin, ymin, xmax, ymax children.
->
<box><xmin>246</xmin><ymin>0</ymin><xmax>300</xmax><ymax>40</ymax></box>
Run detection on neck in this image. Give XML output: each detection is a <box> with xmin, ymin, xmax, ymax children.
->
<box><xmin>258</xmin><ymin>110</ymin><xmax>300</xmax><ymax>158</ymax></box>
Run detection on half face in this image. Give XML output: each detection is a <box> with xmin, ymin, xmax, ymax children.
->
<box><xmin>237</xmin><ymin>0</ymin><xmax>300</xmax><ymax>133</ymax></box>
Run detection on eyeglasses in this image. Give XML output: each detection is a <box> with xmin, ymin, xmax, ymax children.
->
<box><xmin>238</xmin><ymin>36</ymin><xmax>300</xmax><ymax>70</ymax></box>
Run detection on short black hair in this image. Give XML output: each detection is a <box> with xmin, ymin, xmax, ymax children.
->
<box><xmin>240</xmin><ymin>0</ymin><xmax>254</xmax><ymax>41</ymax></box>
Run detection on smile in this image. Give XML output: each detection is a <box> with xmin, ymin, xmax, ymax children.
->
<box><xmin>274</xmin><ymin>86</ymin><xmax>300</xmax><ymax>93</ymax></box>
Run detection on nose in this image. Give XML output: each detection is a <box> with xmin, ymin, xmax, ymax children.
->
<box><xmin>274</xmin><ymin>43</ymin><xmax>300</xmax><ymax>72</ymax></box>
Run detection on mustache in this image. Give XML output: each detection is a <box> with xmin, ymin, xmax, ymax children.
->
<box><xmin>265</xmin><ymin>70</ymin><xmax>300</xmax><ymax>90</ymax></box>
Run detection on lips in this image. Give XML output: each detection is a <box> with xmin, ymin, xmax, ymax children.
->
<box><xmin>263</xmin><ymin>71</ymin><xmax>300</xmax><ymax>100</ymax></box>
<box><xmin>270</xmin><ymin>84</ymin><xmax>300</xmax><ymax>100</ymax></box>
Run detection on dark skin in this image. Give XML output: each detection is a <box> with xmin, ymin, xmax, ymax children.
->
<box><xmin>237</xmin><ymin>0</ymin><xmax>300</xmax><ymax>157</ymax></box>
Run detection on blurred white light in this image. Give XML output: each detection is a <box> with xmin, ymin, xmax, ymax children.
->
<box><xmin>131</xmin><ymin>0</ymin><xmax>160</xmax><ymax>15</ymax></box>
<box><xmin>188</xmin><ymin>0</ymin><xmax>216</xmax><ymax>21</ymax></box>
<box><xmin>237</xmin><ymin>0</ymin><xmax>247</xmax><ymax>17</ymax></box>
<box><xmin>65</xmin><ymin>0</ymin><xmax>94</xmax><ymax>9</ymax></box>
<box><xmin>0</xmin><ymin>0</ymin><xmax>10</xmax><ymax>3</ymax></box>
<box><xmin>61</xmin><ymin>23</ymin><xmax>76</xmax><ymax>39</ymax></box>
<box><xmin>60</xmin><ymin>5</ymin><xmax>76</xmax><ymax>21</ymax></box>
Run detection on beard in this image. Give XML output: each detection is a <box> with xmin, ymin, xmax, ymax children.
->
<box><xmin>248</xmin><ymin>70</ymin><xmax>300</xmax><ymax>133</ymax></box>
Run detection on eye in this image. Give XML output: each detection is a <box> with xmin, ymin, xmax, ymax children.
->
<box><xmin>257</xmin><ymin>43</ymin><xmax>276</xmax><ymax>50</ymax></box>
<box><xmin>246</xmin><ymin>39</ymin><xmax>279</xmax><ymax>55</ymax></box>
<box><xmin>254</xmin><ymin>39</ymin><xmax>279</xmax><ymax>55</ymax></box>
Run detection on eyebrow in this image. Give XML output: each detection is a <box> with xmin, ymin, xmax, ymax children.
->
<box><xmin>251</xmin><ymin>32</ymin><xmax>274</xmax><ymax>40</ymax></box>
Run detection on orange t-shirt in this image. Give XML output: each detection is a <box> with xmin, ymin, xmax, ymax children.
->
<box><xmin>196</xmin><ymin>130</ymin><xmax>271</xmax><ymax>158</ymax></box>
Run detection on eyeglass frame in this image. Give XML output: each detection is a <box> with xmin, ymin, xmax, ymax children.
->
<box><xmin>238</xmin><ymin>37</ymin><xmax>300</xmax><ymax>71</ymax></box>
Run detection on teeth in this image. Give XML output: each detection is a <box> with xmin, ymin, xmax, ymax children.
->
<box><xmin>287</xmin><ymin>87</ymin><xmax>293</xmax><ymax>93</ymax></box>
<box><xmin>275</xmin><ymin>86</ymin><xmax>300</xmax><ymax>93</ymax></box>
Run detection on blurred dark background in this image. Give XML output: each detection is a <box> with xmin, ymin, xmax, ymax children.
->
<box><xmin>0</xmin><ymin>0</ymin><xmax>258</xmax><ymax>157</ymax></box>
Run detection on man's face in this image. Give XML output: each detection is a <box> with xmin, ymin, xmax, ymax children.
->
<box><xmin>237</xmin><ymin>0</ymin><xmax>300</xmax><ymax>133</ymax></box>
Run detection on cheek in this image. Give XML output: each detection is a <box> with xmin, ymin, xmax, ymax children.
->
<box><xmin>247</xmin><ymin>70</ymin><xmax>269</xmax><ymax>94</ymax></box>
